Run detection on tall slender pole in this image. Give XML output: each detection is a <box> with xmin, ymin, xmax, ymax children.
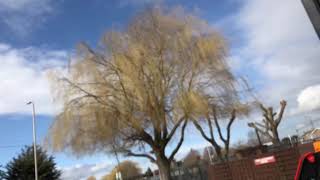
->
<box><xmin>27</xmin><ymin>102</ymin><xmax>38</xmax><ymax>180</ymax></box>
<box><xmin>112</xmin><ymin>140</ymin><xmax>122</xmax><ymax>180</ymax></box>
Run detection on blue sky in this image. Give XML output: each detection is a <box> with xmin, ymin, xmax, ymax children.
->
<box><xmin>0</xmin><ymin>0</ymin><xmax>241</xmax><ymax>49</ymax></box>
<box><xmin>0</xmin><ymin>0</ymin><xmax>320</xmax><ymax>179</ymax></box>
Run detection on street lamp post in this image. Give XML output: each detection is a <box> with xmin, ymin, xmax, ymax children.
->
<box><xmin>27</xmin><ymin>101</ymin><xmax>38</xmax><ymax>180</ymax></box>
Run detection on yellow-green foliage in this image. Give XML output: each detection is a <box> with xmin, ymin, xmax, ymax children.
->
<box><xmin>101</xmin><ymin>161</ymin><xmax>141</xmax><ymax>180</ymax></box>
<box><xmin>86</xmin><ymin>176</ymin><xmax>96</xmax><ymax>180</ymax></box>
<box><xmin>46</xmin><ymin>7</ymin><xmax>238</xmax><ymax>156</ymax></box>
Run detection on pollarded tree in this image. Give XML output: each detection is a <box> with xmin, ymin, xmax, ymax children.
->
<box><xmin>47</xmin><ymin>7</ymin><xmax>237</xmax><ymax>180</ymax></box>
<box><xmin>248</xmin><ymin>100</ymin><xmax>287</xmax><ymax>145</ymax></box>
<box><xmin>4</xmin><ymin>145</ymin><xmax>60</xmax><ymax>180</ymax></box>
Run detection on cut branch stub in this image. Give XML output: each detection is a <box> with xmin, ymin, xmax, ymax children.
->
<box><xmin>248</xmin><ymin>100</ymin><xmax>287</xmax><ymax>145</ymax></box>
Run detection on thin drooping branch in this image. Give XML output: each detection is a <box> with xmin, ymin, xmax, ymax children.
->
<box><xmin>61</xmin><ymin>78</ymin><xmax>108</xmax><ymax>106</ymax></box>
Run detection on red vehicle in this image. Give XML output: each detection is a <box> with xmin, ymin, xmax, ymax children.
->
<box><xmin>295</xmin><ymin>152</ymin><xmax>320</xmax><ymax>180</ymax></box>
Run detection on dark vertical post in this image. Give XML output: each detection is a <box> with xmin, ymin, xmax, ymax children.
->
<box><xmin>301</xmin><ymin>0</ymin><xmax>320</xmax><ymax>39</ymax></box>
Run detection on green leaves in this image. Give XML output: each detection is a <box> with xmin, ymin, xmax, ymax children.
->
<box><xmin>3</xmin><ymin>145</ymin><xmax>61</xmax><ymax>180</ymax></box>
<box><xmin>0</xmin><ymin>165</ymin><xmax>6</xmax><ymax>179</ymax></box>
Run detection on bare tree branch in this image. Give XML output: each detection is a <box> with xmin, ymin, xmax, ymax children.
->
<box><xmin>206</xmin><ymin>115</ymin><xmax>215</xmax><ymax>141</ymax></box>
<box><xmin>192</xmin><ymin>120</ymin><xmax>212</xmax><ymax>142</ymax></box>
<box><xmin>276</xmin><ymin>100</ymin><xmax>287</xmax><ymax>125</ymax></box>
<box><xmin>248</xmin><ymin>122</ymin><xmax>273</xmax><ymax>140</ymax></box>
<box><xmin>226</xmin><ymin>110</ymin><xmax>236</xmax><ymax>143</ymax></box>
<box><xmin>212</xmin><ymin>109</ymin><xmax>226</xmax><ymax>143</ymax></box>
<box><xmin>165</xmin><ymin>116</ymin><xmax>185</xmax><ymax>144</ymax></box>
<box><xmin>169</xmin><ymin>120</ymin><xmax>188</xmax><ymax>161</ymax></box>
<box><xmin>125</xmin><ymin>150</ymin><xmax>156</xmax><ymax>163</ymax></box>
<box><xmin>61</xmin><ymin>78</ymin><xmax>108</xmax><ymax>106</ymax></box>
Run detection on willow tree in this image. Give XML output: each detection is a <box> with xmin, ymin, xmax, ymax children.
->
<box><xmin>47</xmin><ymin>7</ymin><xmax>236</xmax><ymax>180</ymax></box>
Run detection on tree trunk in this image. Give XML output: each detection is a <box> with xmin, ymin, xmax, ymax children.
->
<box><xmin>210</xmin><ymin>141</ymin><xmax>223</xmax><ymax>161</ymax></box>
<box><xmin>272</xmin><ymin>129</ymin><xmax>281</xmax><ymax>145</ymax></box>
<box><xmin>224</xmin><ymin>143</ymin><xmax>230</xmax><ymax>161</ymax></box>
<box><xmin>156</xmin><ymin>156</ymin><xmax>172</xmax><ymax>180</ymax></box>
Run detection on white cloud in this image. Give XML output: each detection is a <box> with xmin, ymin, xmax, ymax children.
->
<box><xmin>0</xmin><ymin>0</ymin><xmax>44</xmax><ymax>10</ymax></box>
<box><xmin>61</xmin><ymin>162</ymin><xmax>113</xmax><ymax>180</ymax></box>
<box><xmin>298</xmin><ymin>84</ymin><xmax>320</xmax><ymax>112</ymax></box>
<box><xmin>0</xmin><ymin>43</ymin><xmax>67</xmax><ymax>115</ymax></box>
<box><xmin>231</xmin><ymin>0</ymin><xmax>320</xmax><ymax>113</ymax></box>
<box><xmin>238</xmin><ymin>0</ymin><xmax>317</xmax><ymax>54</ymax></box>
<box><xmin>0</xmin><ymin>0</ymin><xmax>57</xmax><ymax>36</ymax></box>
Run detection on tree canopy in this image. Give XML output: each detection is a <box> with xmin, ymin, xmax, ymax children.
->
<box><xmin>87</xmin><ymin>176</ymin><xmax>97</xmax><ymax>180</ymax></box>
<box><xmin>47</xmin><ymin>6</ymin><xmax>240</xmax><ymax>180</ymax></box>
<box><xmin>145</xmin><ymin>168</ymin><xmax>153</xmax><ymax>177</ymax></box>
<box><xmin>2</xmin><ymin>145</ymin><xmax>60</xmax><ymax>180</ymax></box>
<box><xmin>0</xmin><ymin>165</ymin><xmax>6</xmax><ymax>179</ymax></box>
